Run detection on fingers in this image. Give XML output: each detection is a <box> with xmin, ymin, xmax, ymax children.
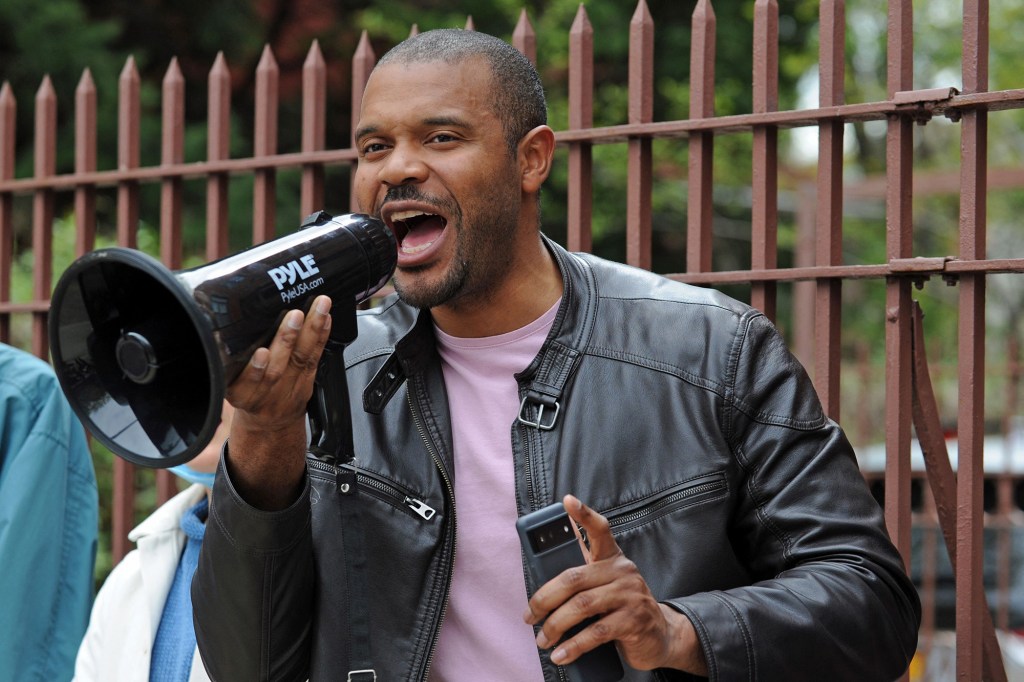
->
<box><xmin>530</xmin><ymin>555</ymin><xmax>672</xmax><ymax>670</ymax></box>
<box><xmin>523</xmin><ymin>497</ymin><xmax>627</xmax><ymax>647</ymax></box>
<box><xmin>220</xmin><ymin>296</ymin><xmax>333</xmax><ymax>509</ymax></box>
<box><xmin>527</xmin><ymin>551</ymin><xmax>638</xmax><ymax>636</ymax></box>
<box><xmin>227</xmin><ymin>295</ymin><xmax>333</xmax><ymax>427</ymax></box>
<box><xmin>523</xmin><ymin>496</ymin><xmax>676</xmax><ymax>670</ymax></box>
<box><xmin>262</xmin><ymin>298</ymin><xmax>332</xmax><ymax>385</ymax></box>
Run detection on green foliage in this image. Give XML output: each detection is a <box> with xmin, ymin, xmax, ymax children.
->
<box><xmin>0</xmin><ymin>1</ymin><xmax>119</xmax><ymax>182</ymax></box>
<box><xmin>7</xmin><ymin>213</ymin><xmax>158</xmax><ymax>345</ymax></box>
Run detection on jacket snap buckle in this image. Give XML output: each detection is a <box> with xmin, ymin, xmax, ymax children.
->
<box><xmin>347</xmin><ymin>670</ymin><xmax>376</xmax><ymax>682</ymax></box>
<box><xmin>517</xmin><ymin>395</ymin><xmax>560</xmax><ymax>431</ymax></box>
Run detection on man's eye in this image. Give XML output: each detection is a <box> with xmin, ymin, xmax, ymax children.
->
<box><xmin>429</xmin><ymin>134</ymin><xmax>458</xmax><ymax>144</ymax></box>
<box><xmin>361</xmin><ymin>142</ymin><xmax>388</xmax><ymax>156</ymax></box>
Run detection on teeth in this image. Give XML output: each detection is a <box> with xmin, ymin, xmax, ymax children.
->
<box><xmin>401</xmin><ymin>242</ymin><xmax>434</xmax><ymax>255</ymax></box>
<box><xmin>390</xmin><ymin>209</ymin><xmax>435</xmax><ymax>222</ymax></box>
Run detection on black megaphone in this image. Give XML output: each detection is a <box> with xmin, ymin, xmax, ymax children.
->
<box><xmin>48</xmin><ymin>211</ymin><xmax>396</xmax><ymax>468</ymax></box>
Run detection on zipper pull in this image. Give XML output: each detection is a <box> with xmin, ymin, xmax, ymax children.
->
<box><xmin>404</xmin><ymin>496</ymin><xmax>436</xmax><ymax>520</ymax></box>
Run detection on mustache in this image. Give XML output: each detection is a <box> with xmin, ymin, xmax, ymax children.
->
<box><xmin>383</xmin><ymin>184</ymin><xmax>430</xmax><ymax>204</ymax></box>
<box><xmin>376</xmin><ymin>186</ymin><xmax>460</xmax><ymax>221</ymax></box>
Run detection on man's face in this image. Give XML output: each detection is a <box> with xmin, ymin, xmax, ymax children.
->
<box><xmin>353</xmin><ymin>58</ymin><xmax>523</xmax><ymax>310</ymax></box>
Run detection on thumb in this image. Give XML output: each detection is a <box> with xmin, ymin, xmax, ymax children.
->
<box><xmin>563</xmin><ymin>494</ymin><xmax>621</xmax><ymax>562</ymax></box>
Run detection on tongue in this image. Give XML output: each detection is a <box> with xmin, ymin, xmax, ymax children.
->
<box><xmin>401</xmin><ymin>215</ymin><xmax>446</xmax><ymax>251</ymax></box>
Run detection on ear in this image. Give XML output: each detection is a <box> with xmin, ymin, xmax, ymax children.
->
<box><xmin>518</xmin><ymin>125</ymin><xmax>556</xmax><ymax>194</ymax></box>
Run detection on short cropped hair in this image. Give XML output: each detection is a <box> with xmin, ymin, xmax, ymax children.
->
<box><xmin>377</xmin><ymin>28</ymin><xmax>547</xmax><ymax>154</ymax></box>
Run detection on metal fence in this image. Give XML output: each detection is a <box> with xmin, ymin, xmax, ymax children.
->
<box><xmin>1</xmin><ymin>1</ymin><xmax>1023</xmax><ymax>679</ymax></box>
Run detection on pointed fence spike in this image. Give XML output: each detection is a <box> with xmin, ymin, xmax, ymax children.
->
<box><xmin>76</xmin><ymin>68</ymin><xmax>95</xmax><ymax>94</ymax></box>
<box><xmin>1</xmin><ymin>82</ymin><xmax>16</xmax><ymax>180</ymax></box>
<box><xmin>354</xmin><ymin>30</ymin><xmax>375</xmax><ymax>61</ymax></box>
<box><xmin>211</xmin><ymin>51</ymin><xmax>229</xmax><ymax>76</ymax></box>
<box><xmin>571</xmin><ymin>3</ymin><xmax>592</xmax><ymax>33</ymax></box>
<box><xmin>34</xmin><ymin>76</ymin><xmax>57</xmax><ymax>178</ymax></box>
<box><xmin>75</xmin><ymin>68</ymin><xmax>97</xmax><ymax>174</ymax></box>
<box><xmin>162</xmin><ymin>56</ymin><xmax>185</xmax><ymax>166</ymax></box>
<box><xmin>120</xmin><ymin>55</ymin><xmax>139</xmax><ymax>80</ymax></box>
<box><xmin>258</xmin><ymin>44</ymin><xmax>278</xmax><ymax>71</ymax></box>
<box><xmin>36</xmin><ymin>74</ymin><xmax>56</xmax><ymax>100</ymax></box>
<box><xmin>512</xmin><ymin>9</ymin><xmax>536</xmax><ymax>63</ymax></box>
<box><xmin>164</xmin><ymin>57</ymin><xmax>184</xmax><ymax>85</ymax></box>
<box><xmin>305</xmin><ymin>39</ymin><xmax>325</xmax><ymax>68</ymax></box>
<box><xmin>629</xmin><ymin>0</ymin><xmax>655</xmax><ymax>124</ymax></box>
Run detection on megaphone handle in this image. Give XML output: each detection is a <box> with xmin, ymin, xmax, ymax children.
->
<box><xmin>308</xmin><ymin>297</ymin><xmax>359</xmax><ymax>463</ymax></box>
<box><xmin>308</xmin><ymin>339</ymin><xmax>355</xmax><ymax>463</ymax></box>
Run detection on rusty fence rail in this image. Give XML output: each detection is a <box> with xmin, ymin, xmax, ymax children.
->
<box><xmin>2</xmin><ymin>2</ymin><xmax>1024</xmax><ymax>679</ymax></box>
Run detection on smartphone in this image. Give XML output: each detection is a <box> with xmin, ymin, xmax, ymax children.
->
<box><xmin>516</xmin><ymin>503</ymin><xmax>625</xmax><ymax>682</ymax></box>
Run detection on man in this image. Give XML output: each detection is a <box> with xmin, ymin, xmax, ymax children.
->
<box><xmin>0</xmin><ymin>342</ymin><xmax>98</xmax><ymax>681</ymax></box>
<box><xmin>194</xmin><ymin>29</ymin><xmax>920</xmax><ymax>681</ymax></box>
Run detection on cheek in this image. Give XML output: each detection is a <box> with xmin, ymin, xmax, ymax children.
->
<box><xmin>352</xmin><ymin>169</ymin><xmax>376</xmax><ymax>213</ymax></box>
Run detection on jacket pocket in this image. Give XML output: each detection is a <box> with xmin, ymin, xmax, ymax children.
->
<box><xmin>307</xmin><ymin>458</ymin><xmax>438</xmax><ymax>521</ymax></box>
<box><xmin>605</xmin><ymin>471</ymin><xmax>728</xmax><ymax>535</ymax></box>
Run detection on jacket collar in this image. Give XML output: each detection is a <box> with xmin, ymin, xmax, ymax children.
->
<box><xmin>362</xmin><ymin>236</ymin><xmax>596</xmax><ymax>420</ymax></box>
<box><xmin>512</xmin><ymin>236</ymin><xmax>596</xmax><ymax>430</ymax></box>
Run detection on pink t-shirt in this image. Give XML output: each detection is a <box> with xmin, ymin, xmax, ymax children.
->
<box><xmin>428</xmin><ymin>301</ymin><xmax>560</xmax><ymax>682</ymax></box>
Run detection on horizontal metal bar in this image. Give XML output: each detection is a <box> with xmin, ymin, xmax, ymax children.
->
<box><xmin>0</xmin><ymin>300</ymin><xmax>48</xmax><ymax>313</ymax></box>
<box><xmin>554</xmin><ymin>89</ymin><xmax>1024</xmax><ymax>144</ymax></box>
<box><xmin>7</xmin><ymin>258</ymin><xmax>1019</xmax><ymax>317</ymax></box>
<box><xmin>0</xmin><ymin>148</ymin><xmax>359</xmax><ymax>193</ymax></box>
<box><xmin>555</xmin><ymin>101</ymin><xmax>904</xmax><ymax>143</ymax></box>
<box><xmin>666</xmin><ymin>257</ymin><xmax>1024</xmax><ymax>285</ymax></box>
<box><xmin>3</xmin><ymin>89</ymin><xmax>1024</xmax><ymax>196</ymax></box>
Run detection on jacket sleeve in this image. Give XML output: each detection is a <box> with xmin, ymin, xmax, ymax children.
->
<box><xmin>664</xmin><ymin>311</ymin><xmax>921</xmax><ymax>682</ymax></box>
<box><xmin>192</xmin><ymin>449</ymin><xmax>315</xmax><ymax>682</ymax></box>
<box><xmin>0</xmin><ymin>354</ymin><xmax>98</xmax><ymax>682</ymax></box>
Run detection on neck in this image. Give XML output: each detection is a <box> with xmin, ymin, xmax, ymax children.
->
<box><xmin>431</xmin><ymin>235</ymin><xmax>562</xmax><ymax>338</ymax></box>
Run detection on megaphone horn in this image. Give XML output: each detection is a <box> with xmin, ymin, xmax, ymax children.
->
<box><xmin>49</xmin><ymin>211</ymin><xmax>397</xmax><ymax>468</ymax></box>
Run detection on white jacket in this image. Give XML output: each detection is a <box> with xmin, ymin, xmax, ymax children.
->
<box><xmin>74</xmin><ymin>484</ymin><xmax>211</xmax><ymax>682</ymax></box>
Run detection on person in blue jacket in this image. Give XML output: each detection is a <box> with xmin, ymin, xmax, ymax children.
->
<box><xmin>0</xmin><ymin>342</ymin><xmax>98</xmax><ymax>682</ymax></box>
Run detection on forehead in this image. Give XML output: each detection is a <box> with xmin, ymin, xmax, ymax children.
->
<box><xmin>358</xmin><ymin>58</ymin><xmax>496</xmax><ymax>129</ymax></box>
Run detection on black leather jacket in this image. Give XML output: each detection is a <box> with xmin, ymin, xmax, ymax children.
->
<box><xmin>194</xmin><ymin>238</ymin><xmax>920</xmax><ymax>681</ymax></box>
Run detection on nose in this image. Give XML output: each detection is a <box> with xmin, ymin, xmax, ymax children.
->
<box><xmin>378</xmin><ymin>142</ymin><xmax>428</xmax><ymax>187</ymax></box>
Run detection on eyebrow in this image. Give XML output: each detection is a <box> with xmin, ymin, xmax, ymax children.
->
<box><xmin>354</xmin><ymin>115</ymin><xmax>475</xmax><ymax>143</ymax></box>
<box><xmin>423</xmin><ymin>115</ymin><xmax>474</xmax><ymax>130</ymax></box>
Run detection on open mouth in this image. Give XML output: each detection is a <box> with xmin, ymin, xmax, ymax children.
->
<box><xmin>390</xmin><ymin>210</ymin><xmax>449</xmax><ymax>255</ymax></box>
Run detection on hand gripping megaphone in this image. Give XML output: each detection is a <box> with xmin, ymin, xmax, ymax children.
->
<box><xmin>49</xmin><ymin>211</ymin><xmax>397</xmax><ymax>468</ymax></box>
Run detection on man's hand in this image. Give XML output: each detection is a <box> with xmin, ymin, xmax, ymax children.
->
<box><xmin>523</xmin><ymin>494</ymin><xmax>708</xmax><ymax>676</ymax></box>
<box><xmin>224</xmin><ymin>294</ymin><xmax>333</xmax><ymax>510</ymax></box>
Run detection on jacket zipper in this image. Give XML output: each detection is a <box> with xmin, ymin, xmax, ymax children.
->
<box><xmin>407</xmin><ymin>392</ymin><xmax>457</xmax><ymax>681</ymax></box>
<box><xmin>517</xmin><ymin>404</ymin><xmax>539</xmax><ymax>514</ymax></box>
<box><xmin>607</xmin><ymin>473</ymin><xmax>728</xmax><ymax>534</ymax></box>
<box><xmin>307</xmin><ymin>458</ymin><xmax>437</xmax><ymax>521</ymax></box>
